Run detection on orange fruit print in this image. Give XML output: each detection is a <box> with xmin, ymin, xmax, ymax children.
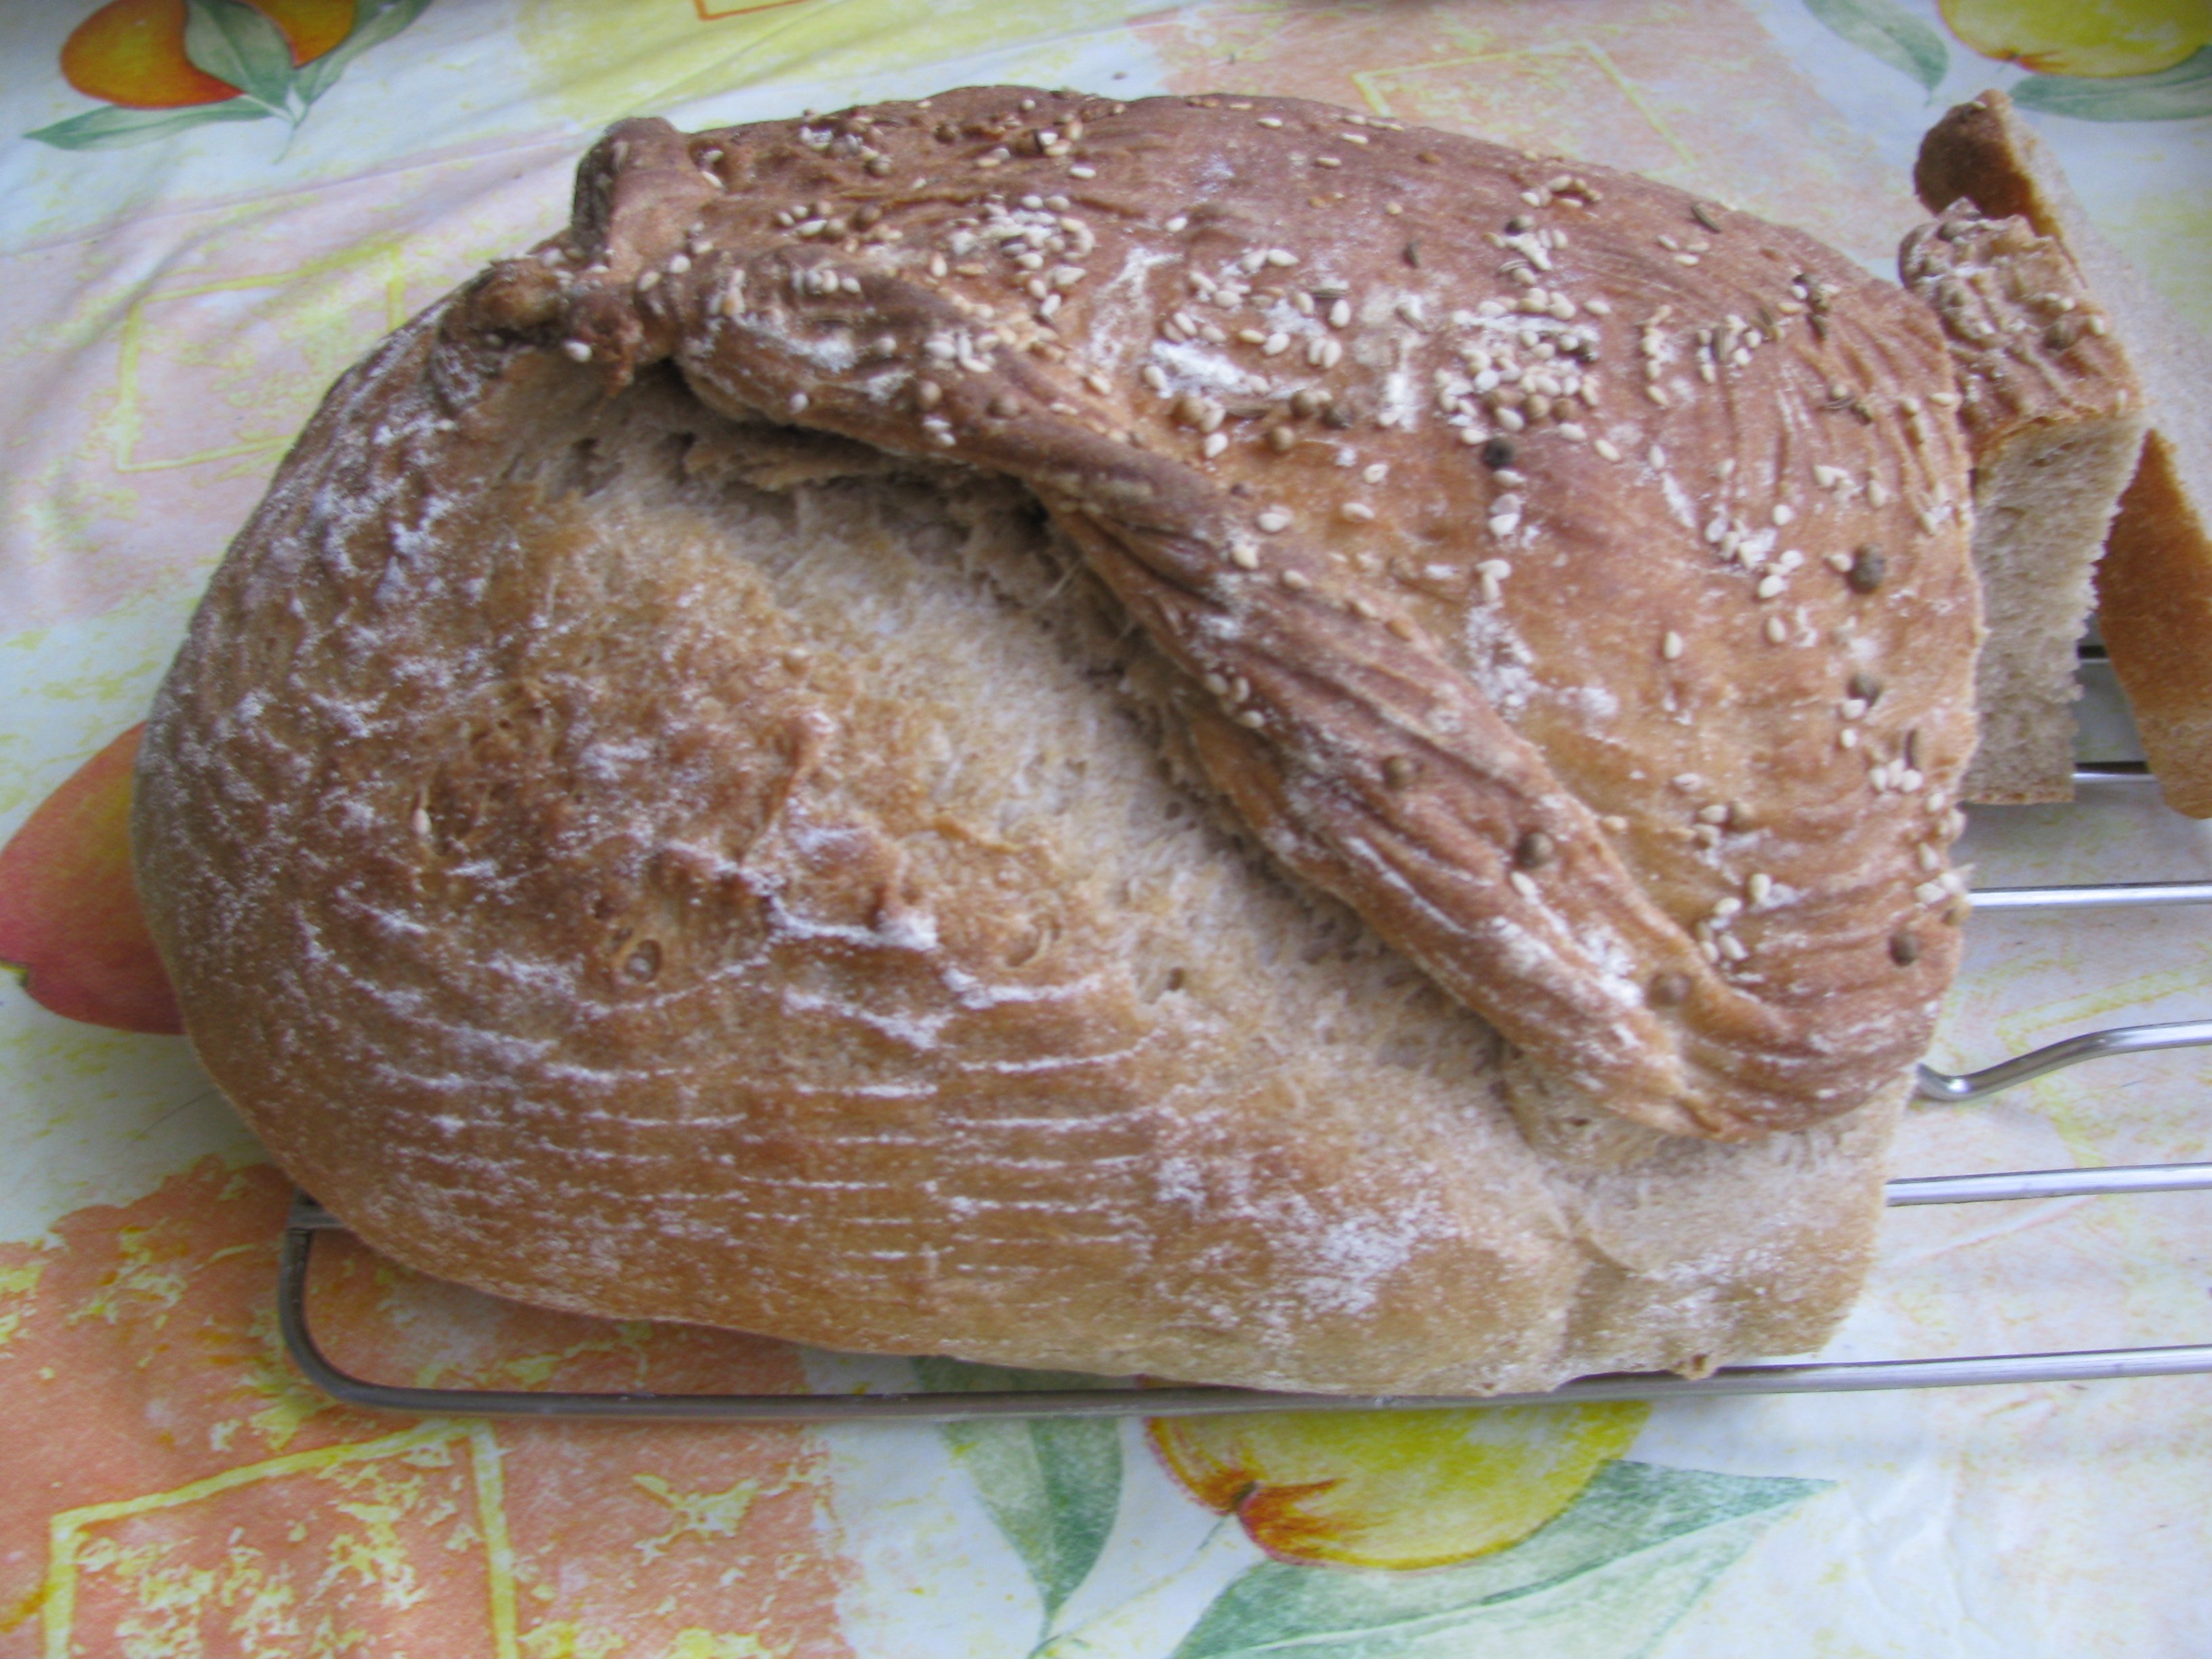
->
<box><xmin>60</xmin><ymin>0</ymin><xmax>357</xmax><ymax>110</ymax></box>
<box><xmin>0</xmin><ymin>724</ymin><xmax>182</xmax><ymax>1034</ymax></box>
<box><xmin>0</xmin><ymin>1160</ymin><xmax>856</xmax><ymax>1657</ymax></box>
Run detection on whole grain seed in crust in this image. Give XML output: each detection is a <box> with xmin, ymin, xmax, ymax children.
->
<box><xmin>554</xmin><ymin>90</ymin><xmax>1979</xmax><ymax>1139</ymax></box>
<box><xmin>134</xmin><ymin>88</ymin><xmax>1977</xmax><ymax>1394</ymax></box>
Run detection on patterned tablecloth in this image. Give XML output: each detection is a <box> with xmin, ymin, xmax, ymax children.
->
<box><xmin>3</xmin><ymin>2</ymin><xmax>2210</xmax><ymax>1654</ymax></box>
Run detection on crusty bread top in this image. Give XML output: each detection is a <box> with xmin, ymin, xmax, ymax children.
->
<box><xmin>1899</xmin><ymin>201</ymin><xmax>2141</xmax><ymax>447</ymax></box>
<box><xmin>455</xmin><ymin>88</ymin><xmax>1975</xmax><ymax>1139</ymax></box>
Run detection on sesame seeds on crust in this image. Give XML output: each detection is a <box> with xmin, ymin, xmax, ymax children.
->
<box><xmin>538</xmin><ymin>87</ymin><xmax>1980</xmax><ymax>1141</ymax></box>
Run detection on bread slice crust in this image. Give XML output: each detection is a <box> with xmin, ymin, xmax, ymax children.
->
<box><xmin>1913</xmin><ymin>89</ymin><xmax>2207</xmax><ymax>816</ymax></box>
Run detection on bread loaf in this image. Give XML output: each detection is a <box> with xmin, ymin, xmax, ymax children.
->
<box><xmin>1912</xmin><ymin>89</ymin><xmax>2211</xmax><ymax>817</ymax></box>
<box><xmin>134</xmin><ymin>89</ymin><xmax>1977</xmax><ymax>1393</ymax></box>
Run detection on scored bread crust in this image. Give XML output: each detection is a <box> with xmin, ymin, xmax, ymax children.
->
<box><xmin>134</xmin><ymin>89</ymin><xmax>1975</xmax><ymax>1391</ymax></box>
<box><xmin>1913</xmin><ymin>89</ymin><xmax>2211</xmax><ymax>817</ymax></box>
<box><xmin>546</xmin><ymin>89</ymin><xmax>1978</xmax><ymax>1140</ymax></box>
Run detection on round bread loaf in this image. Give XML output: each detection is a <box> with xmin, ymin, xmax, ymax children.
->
<box><xmin>134</xmin><ymin>89</ymin><xmax>1975</xmax><ymax>1393</ymax></box>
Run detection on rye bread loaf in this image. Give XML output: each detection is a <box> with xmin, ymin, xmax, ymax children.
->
<box><xmin>134</xmin><ymin>89</ymin><xmax>1974</xmax><ymax>1393</ymax></box>
<box><xmin>1912</xmin><ymin>89</ymin><xmax>2210</xmax><ymax>817</ymax></box>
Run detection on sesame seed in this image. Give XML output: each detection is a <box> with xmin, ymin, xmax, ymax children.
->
<box><xmin>917</xmin><ymin>380</ymin><xmax>943</xmax><ymax>409</ymax></box>
<box><xmin>1594</xmin><ymin>438</ymin><xmax>1622</xmax><ymax>462</ymax></box>
<box><xmin>1262</xmin><ymin>331</ymin><xmax>1291</xmax><ymax>356</ymax></box>
<box><xmin>1509</xmin><ymin>869</ymin><xmax>1540</xmax><ymax>899</ymax></box>
<box><xmin>1203</xmin><ymin>432</ymin><xmax>1229</xmax><ymax>457</ymax></box>
<box><xmin>1229</xmin><ymin>540</ymin><xmax>1262</xmax><ymax>569</ymax></box>
<box><xmin>1764</xmin><ymin>615</ymin><xmax>1788</xmax><ymax>643</ymax></box>
<box><xmin>1265</xmin><ymin>248</ymin><xmax>1298</xmax><ymax>266</ymax></box>
<box><xmin>1315</xmin><ymin>155</ymin><xmax>1341</xmax><ymax>169</ymax></box>
<box><xmin>1341</xmin><ymin>501</ymin><xmax>1376</xmax><ymax>522</ymax></box>
<box><xmin>1826</xmin><ymin>551</ymin><xmax>1855</xmax><ymax>573</ymax></box>
<box><xmin>1282</xmin><ymin>569</ymin><xmax>1311</xmax><ymax>590</ymax></box>
<box><xmin>1328</xmin><ymin>298</ymin><xmax>1351</xmax><ymax>328</ymax></box>
<box><xmin>1257</xmin><ymin>508</ymin><xmax>1293</xmax><ymax>532</ymax></box>
<box><xmin>1866</xmin><ymin>479</ymin><xmax>1892</xmax><ymax>508</ymax></box>
<box><xmin>1267</xmin><ymin>426</ymin><xmax>1296</xmax><ymax>452</ymax></box>
<box><xmin>1771</xmin><ymin>504</ymin><xmax>1795</xmax><ymax>526</ymax></box>
<box><xmin>1236</xmin><ymin>708</ymin><xmax>1265</xmax><ymax>728</ymax></box>
<box><xmin>1496</xmin><ymin>406</ymin><xmax>1527</xmax><ymax>431</ymax></box>
<box><xmin>1558</xmin><ymin>422</ymin><xmax>1587</xmax><ymax>442</ymax></box>
<box><xmin>1661</xmin><ymin>630</ymin><xmax>1685</xmax><ymax>660</ymax></box>
<box><xmin>562</xmin><ymin>339</ymin><xmax>593</xmax><ymax>362</ymax></box>
<box><xmin>1142</xmin><ymin>365</ymin><xmax>1170</xmax><ymax>392</ymax></box>
<box><xmin>1756</xmin><ymin>573</ymin><xmax>1784</xmax><ymax>599</ymax></box>
<box><xmin>1257</xmin><ymin>116</ymin><xmax>1284</xmax><ymax>128</ymax></box>
<box><xmin>1748</xmin><ymin>872</ymin><xmax>1773</xmax><ymax>904</ymax></box>
<box><xmin>1204</xmin><ymin>673</ymin><xmax>1230</xmax><ymax>697</ymax></box>
<box><xmin>638</xmin><ymin>269</ymin><xmax>661</xmax><ymax>292</ymax></box>
<box><xmin>667</xmin><ymin>253</ymin><xmax>691</xmax><ymax>274</ymax></box>
<box><xmin>1840</xmin><ymin>697</ymin><xmax>1868</xmax><ymax>720</ymax></box>
<box><xmin>1841</xmin><ymin>728</ymin><xmax>1860</xmax><ymax>750</ymax></box>
<box><xmin>1713</xmin><ymin>895</ymin><xmax>1743</xmax><ymax>920</ymax></box>
<box><xmin>1698</xmin><ymin>804</ymin><xmax>1731</xmax><ymax>824</ymax></box>
<box><xmin>1068</xmin><ymin>165</ymin><xmax>1097</xmax><ymax>178</ymax></box>
<box><xmin>1362</xmin><ymin>462</ymin><xmax>1388</xmax><ymax>483</ymax></box>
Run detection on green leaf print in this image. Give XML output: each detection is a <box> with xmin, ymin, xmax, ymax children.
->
<box><xmin>2012</xmin><ymin>47</ymin><xmax>2212</xmax><ymax>120</ymax></box>
<box><xmin>295</xmin><ymin>0</ymin><xmax>438</xmax><ymax>107</ymax></box>
<box><xmin>1171</xmin><ymin>1461</ymin><xmax>1826</xmax><ymax>1659</ymax></box>
<box><xmin>24</xmin><ymin>100</ymin><xmax>272</xmax><ymax>151</ymax></box>
<box><xmin>912</xmin><ymin>1357</ymin><xmax>1126</xmax><ymax>1619</ymax></box>
<box><xmin>1802</xmin><ymin>0</ymin><xmax>1951</xmax><ymax>91</ymax></box>
<box><xmin>182</xmin><ymin>0</ymin><xmax>299</xmax><ymax>111</ymax></box>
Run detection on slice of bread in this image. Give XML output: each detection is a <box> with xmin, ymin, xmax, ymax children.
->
<box><xmin>1900</xmin><ymin>196</ymin><xmax>2146</xmax><ymax>803</ymax></box>
<box><xmin>1914</xmin><ymin>89</ymin><xmax>2211</xmax><ymax>816</ymax></box>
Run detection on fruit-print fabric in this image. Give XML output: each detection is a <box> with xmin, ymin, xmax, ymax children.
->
<box><xmin>2</xmin><ymin>2</ymin><xmax>2209</xmax><ymax>1656</ymax></box>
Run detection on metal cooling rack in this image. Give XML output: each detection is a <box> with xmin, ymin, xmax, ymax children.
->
<box><xmin>279</xmin><ymin>761</ymin><xmax>2212</xmax><ymax>1421</ymax></box>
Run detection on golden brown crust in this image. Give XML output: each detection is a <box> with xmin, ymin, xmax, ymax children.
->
<box><xmin>2102</xmin><ymin>433</ymin><xmax>2212</xmax><ymax>816</ymax></box>
<box><xmin>517</xmin><ymin>89</ymin><xmax>1977</xmax><ymax>1139</ymax></box>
